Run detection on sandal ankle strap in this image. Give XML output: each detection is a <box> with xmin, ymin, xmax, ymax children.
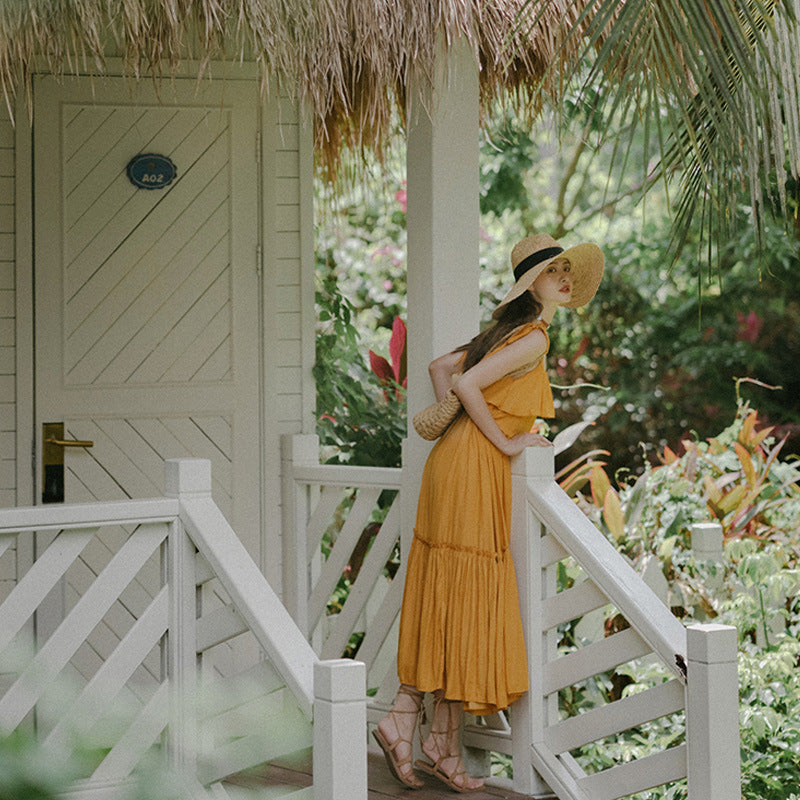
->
<box><xmin>396</xmin><ymin>685</ymin><xmax>424</xmax><ymax>703</ymax></box>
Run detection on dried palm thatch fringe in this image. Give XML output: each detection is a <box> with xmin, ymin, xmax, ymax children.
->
<box><xmin>0</xmin><ymin>0</ymin><xmax>601</xmax><ymax>173</ymax></box>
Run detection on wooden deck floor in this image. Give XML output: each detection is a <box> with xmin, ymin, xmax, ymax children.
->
<box><xmin>226</xmin><ymin>748</ymin><xmax>546</xmax><ymax>799</ymax></box>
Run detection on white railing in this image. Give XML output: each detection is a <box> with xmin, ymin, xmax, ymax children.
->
<box><xmin>281</xmin><ymin>435</ymin><xmax>404</xmax><ymax>698</ymax></box>
<box><xmin>282</xmin><ymin>435</ymin><xmax>742</xmax><ymax>800</ymax></box>
<box><xmin>505</xmin><ymin>446</ymin><xmax>741</xmax><ymax>800</ymax></box>
<box><xmin>0</xmin><ymin>458</ymin><xmax>367</xmax><ymax>800</ymax></box>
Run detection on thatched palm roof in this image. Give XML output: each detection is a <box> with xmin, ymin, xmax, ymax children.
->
<box><xmin>0</xmin><ymin>0</ymin><xmax>591</xmax><ymax>169</ymax></box>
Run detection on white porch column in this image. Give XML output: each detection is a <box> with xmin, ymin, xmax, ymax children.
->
<box><xmin>404</xmin><ymin>35</ymin><xmax>481</xmax><ymax>554</ymax></box>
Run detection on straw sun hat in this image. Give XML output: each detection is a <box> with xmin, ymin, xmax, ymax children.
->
<box><xmin>492</xmin><ymin>233</ymin><xmax>604</xmax><ymax>319</ymax></box>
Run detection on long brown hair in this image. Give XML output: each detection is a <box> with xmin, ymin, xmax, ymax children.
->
<box><xmin>455</xmin><ymin>291</ymin><xmax>543</xmax><ymax>371</ymax></box>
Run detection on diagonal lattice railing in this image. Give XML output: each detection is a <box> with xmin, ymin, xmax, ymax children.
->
<box><xmin>281</xmin><ymin>434</ymin><xmax>403</xmax><ymax>698</ymax></box>
<box><xmin>495</xmin><ymin>447</ymin><xmax>741</xmax><ymax>800</ymax></box>
<box><xmin>0</xmin><ymin>459</ymin><xmax>366</xmax><ymax>800</ymax></box>
<box><xmin>283</xmin><ymin>434</ymin><xmax>742</xmax><ymax>800</ymax></box>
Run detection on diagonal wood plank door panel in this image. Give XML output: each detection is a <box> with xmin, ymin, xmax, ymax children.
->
<box><xmin>65</xmin><ymin>121</ymin><xmax>233</xmax><ymax>384</ymax></box>
<box><xmin>34</xmin><ymin>77</ymin><xmax>262</xmax><ymax>688</ymax></box>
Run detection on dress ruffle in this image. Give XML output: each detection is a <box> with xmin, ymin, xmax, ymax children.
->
<box><xmin>398</xmin><ymin>537</ymin><xmax>528</xmax><ymax>715</ymax></box>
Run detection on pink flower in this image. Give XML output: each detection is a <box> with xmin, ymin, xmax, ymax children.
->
<box><xmin>736</xmin><ymin>310</ymin><xmax>762</xmax><ymax>343</ymax></box>
<box><xmin>395</xmin><ymin>184</ymin><xmax>407</xmax><ymax>213</ymax></box>
<box><xmin>371</xmin><ymin>244</ymin><xmax>404</xmax><ymax>267</ymax></box>
<box><xmin>371</xmin><ymin>244</ymin><xmax>394</xmax><ymax>260</ymax></box>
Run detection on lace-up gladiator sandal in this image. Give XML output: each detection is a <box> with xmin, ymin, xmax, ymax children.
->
<box><xmin>373</xmin><ymin>685</ymin><xmax>425</xmax><ymax>789</ymax></box>
<box><xmin>415</xmin><ymin>694</ymin><xmax>485</xmax><ymax>793</ymax></box>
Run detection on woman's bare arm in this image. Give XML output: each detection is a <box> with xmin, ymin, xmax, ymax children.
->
<box><xmin>428</xmin><ymin>350</ymin><xmax>464</xmax><ymax>401</ymax></box>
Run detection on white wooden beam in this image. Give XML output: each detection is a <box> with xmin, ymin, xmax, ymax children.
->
<box><xmin>509</xmin><ymin>450</ymin><xmax>559</xmax><ymax>797</ymax></box>
<box><xmin>281</xmin><ymin>434</ymin><xmax>319</xmax><ymax>632</ymax></box>
<box><xmin>313</xmin><ymin>658</ymin><xmax>367</xmax><ymax>800</ymax></box>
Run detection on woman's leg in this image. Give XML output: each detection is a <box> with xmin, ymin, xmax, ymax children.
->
<box><xmin>374</xmin><ymin>684</ymin><xmax>424</xmax><ymax>789</ymax></box>
<box><xmin>417</xmin><ymin>691</ymin><xmax>485</xmax><ymax>792</ymax></box>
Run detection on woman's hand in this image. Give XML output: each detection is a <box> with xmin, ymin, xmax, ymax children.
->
<box><xmin>500</xmin><ymin>431</ymin><xmax>552</xmax><ymax>456</ymax></box>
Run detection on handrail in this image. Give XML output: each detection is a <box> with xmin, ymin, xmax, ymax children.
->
<box><xmin>178</xmin><ymin>491</ymin><xmax>317</xmax><ymax>716</ymax></box>
<box><xmin>0</xmin><ymin>458</ymin><xmax>368</xmax><ymax>800</ymax></box>
<box><xmin>280</xmin><ymin>439</ymin><xmax>739</xmax><ymax>799</ymax></box>
<box><xmin>292</xmin><ymin>462</ymin><xmax>402</xmax><ymax>489</ymax></box>
<box><xmin>526</xmin><ymin>478</ymin><xmax>687</xmax><ymax>677</ymax></box>
<box><xmin>512</xmin><ymin>447</ymin><xmax>741</xmax><ymax>800</ymax></box>
<box><xmin>0</xmin><ymin>497</ymin><xmax>178</xmax><ymax>534</ymax></box>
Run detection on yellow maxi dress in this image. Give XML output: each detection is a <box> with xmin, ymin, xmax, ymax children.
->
<box><xmin>397</xmin><ymin>320</ymin><xmax>555</xmax><ymax>715</ymax></box>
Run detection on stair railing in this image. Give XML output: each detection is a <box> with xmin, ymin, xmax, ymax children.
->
<box><xmin>492</xmin><ymin>446</ymin><xmax>742</xmax><ymax>800</ymax></box>
<box><xmin>281</xmin><ymin>435</ymin><xmax>742</xmax><ymax>800</ymax></box>
<box><xmin>0</xmin><ymin>458</ymin><xmax>366</xmax><ymax>800</ymax></box>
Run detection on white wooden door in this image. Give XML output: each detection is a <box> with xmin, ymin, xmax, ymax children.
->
<box><xmin>34</xmin><ymin>75</ymin><xmax>261</xmax><ymax>544</ymax></box>
<box><xmin>32</xmin><ymin>78</ymin><xmax>263</xmax><ymax>683</ymax></box>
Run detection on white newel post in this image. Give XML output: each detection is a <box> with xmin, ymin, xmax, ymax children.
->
<box><xmin>509</xmin><ymin>446</ymin><xmax>556</xmax><ymax>798</ymax></box>
<box><xmin>281</xmin><ymin>433</ymin><xmax>320</xmax><ymax>635</ymax></box>
<box><xmin>164</xmin><ymin>458</ymin><xmax>205</xmax><ymax>777</ymax></box>
<box><xmin>685</xmin><ymin>623</ymin><xmax>741</xmax><ymax>800</ymax></box>
<box><xmin>313</xmin><ymin>658</ymin><xmax>368</xmax><ymax>800</ymax></box>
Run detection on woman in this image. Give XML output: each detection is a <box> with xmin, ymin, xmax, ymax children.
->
<box><xmin>373</xmin><ymin>233</ymin><xmax>604</xmax><ymax>792</ymax></box>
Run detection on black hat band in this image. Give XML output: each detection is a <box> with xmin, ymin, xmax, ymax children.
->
<box><xmin>513</xmin><ymin>246</ymin><xmax>564</xmax><ymax>282</ymax></box>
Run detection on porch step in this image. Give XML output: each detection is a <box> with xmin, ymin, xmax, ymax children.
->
<box><xmin>224</xmin><ymin>749</ymin><xmax>553</xmax><ymax>800</ymax></box>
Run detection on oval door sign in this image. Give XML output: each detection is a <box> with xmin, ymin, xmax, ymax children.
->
<box><xmin>126</xmin><ymin>153</ymin><xmax>177</xmax><ymax>189</ymax></box>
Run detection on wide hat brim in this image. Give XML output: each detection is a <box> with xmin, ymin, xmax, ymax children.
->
<box><xmin>492</xmin><ymin>241</ymin><xmax>604</xmax><ymax>319</ymax></box>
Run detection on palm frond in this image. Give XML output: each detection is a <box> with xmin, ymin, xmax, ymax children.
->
<box><xmin>521</xmin><ymin>0</ymin><xmax>800</xmax><ymax>261</ymax></box>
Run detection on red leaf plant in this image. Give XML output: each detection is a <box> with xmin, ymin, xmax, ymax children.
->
<box><xmin>369</xmin><ymin>317</ymin><xmax>408</xmax><ymax>401</ymax></box>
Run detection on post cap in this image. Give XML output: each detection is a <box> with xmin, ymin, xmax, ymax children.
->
<box><xmin>687</xmin><ymin>623</ymin><xmax>738</xmax><ymax>664</ymax></box>
<box><xmin>164</xmin><ymin>458</ymin><xmax>212</xmax><ymax>497</ymax></box>
<box><xmin>314</xmin><ymin>659</ymin><xmax>366</xmax><ymax>702</ymax></box>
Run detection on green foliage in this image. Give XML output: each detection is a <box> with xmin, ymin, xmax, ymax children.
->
<box><xmin>315</xmin><ymin>164</ymin><xmax>407</xmax><ymax>346</ymax></box>
<box><xmin>737</xmin><ymin>637</ymin><xmax>800</xmax><ymax>799</ymax></box>
<box><xmin>480</xmin><ymin>116</ymin><xmax>534</xmax><ymax>218</ymax></box>
<box><xmin>314</xmin><ymin>268</ymin><xmax>406</xmax><ymax>467</ymax></box>
<box><xmin>473</xmin><ymin>106</ymin><xmax>800</xmax><ymax>478</ymax></box>
<box><xmin>548</xmin><ymin>212</ymin><xmax>800</xmax><ymax>475</ymax></box>
<box><xmin>0</xmin><ymin>730</ymin><xmax>84</xmax><ymax>800</ymax></box>
<box><xmin>0</xmin><ymin>729</ymin><xmax>183</xmax><ymax>800</ymax></box>
<box><xmin>567</xmin><ymin>405</ymin><xmax>800</xmax><ymax>798</ymax></box>
<box><xmin>533</xmin><ymin>0</ymin><xmax>800</xmax><ymax>271</ymax></box>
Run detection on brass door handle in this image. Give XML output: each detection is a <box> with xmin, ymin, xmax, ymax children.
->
<box><xmin>45</xmin><ymin>438</ymin><xmax>94</xmax><ymax>448</ymax></box>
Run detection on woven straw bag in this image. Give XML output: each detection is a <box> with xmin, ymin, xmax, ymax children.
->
<box><xmin>412</xmin><ymin>389</ymin><xmax>461</xmax><ymax>440</ymax></box>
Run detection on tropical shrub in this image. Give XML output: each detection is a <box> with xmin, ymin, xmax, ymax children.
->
<box><xmin>314</xmin><ymin>269</ymin><xmax>406</xmax><ymax>467</ymax></box>
<box><xmin>548</xmin><ymin>215</ymin><xmax>800</xmax><ymax>476</ymax></box>
<box><xmin>567</xmin><ymin>403</ymin><xmax>800</xmax><ymax>799</ymax></box>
